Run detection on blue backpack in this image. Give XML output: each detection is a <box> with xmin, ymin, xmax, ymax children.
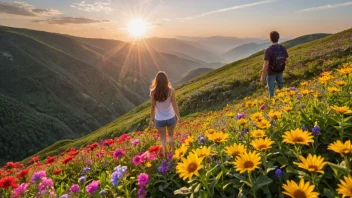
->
<box><xmin>269</xmin><ymin>45</ymin><xmax>286</xmax><ymax>72</ymax></box>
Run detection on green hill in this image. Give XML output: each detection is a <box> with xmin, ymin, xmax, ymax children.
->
<box><xmin>0</xmin><ymin>26</ymin><xmax>212</xmax><ymax>164</ymax></box>
<box><xmin>26</xmin><ymin>28</ymin><xmax>352</xmax><ymax>161</ymax></box>
<box><xmin>177</xmin><ymin>68</ymin><xmax>214</xmax><ymax>84</ymax></box>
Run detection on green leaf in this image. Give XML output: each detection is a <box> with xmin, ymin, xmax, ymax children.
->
<box><xmin>205</xmin><ymin>165</ymin><xmax>219</xmax><ymax>178</ymax></box>
<box><xmin>253</xmin><ymin>175</ymin><xmax>273</xmax><ymax>189</ymax></box>
<box><xmin>328</xmin><ymin>162</ymin><xmax>348</xmax><ymax>175</ymax></box>
<box><xmin>323</xmin><ymin>188</ymin><xmax>335</xmax><ymax>198</ymax></box>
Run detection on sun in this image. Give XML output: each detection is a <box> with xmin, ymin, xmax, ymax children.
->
<box><xmin>127</xmin><ymin>18</ymin><xmax>147</xmax><ymax>38</ymax></box>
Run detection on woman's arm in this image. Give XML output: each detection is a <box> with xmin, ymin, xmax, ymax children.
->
<box><xmin>171</xmin><ymin>88</ymin><xmax>181</xmax><ymax>120</ymax></box>
<box><xmin>150</xmin><ymin>92</ymin><xmax>156</xmax><ymax>126</ymax></box>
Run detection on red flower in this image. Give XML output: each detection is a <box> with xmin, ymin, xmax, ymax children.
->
<box><xmin>68</xmin><ymin>150</ymin><xmax>79</xmax><ymax>156</ymax></box>
<box><xmin>35</xmin><ymin>162</ymin><xmax>41</xmax><ymax>167</ymax></box>
<box><xmin>53</xmin><ymin>169</ymin><xmax>62</xmax><ymax>175</ymax></box>
<box><xmin>104</xmin><ymin>139</ymin><xmax>114</xmax><ymax>146</ymax></box>
<box><xmin>117</xmin><ymin>134</ymin><xmax>131</xmax><ymax>144</ymax></box>
<box><xmin>86</xmin><ymin>143</ymin><xmax>99</xmax><ymax>151</ymax></box>
<box><xmin>46</xmin><ymin>156</ymin><xmax>56</xmax><ymax>165</ymax></box>
<box><xmin>149</xmin><ymin>145</ymin><xmax>162</xmax><ymax>154</ymax></box>
<box><xmin>17</xmin><ymin>169</ymin><xmax>30</xmax><ymax>179</ymax></box>
<box><xmin>62</xmin><ymin>156</ymin><xmax>73</xmax><ymax>164</ymax></box>
<box><xmin>3</xmin><ymin>162</ymin><xmax>18</xmax><ymax>169</ymax></box>
<box><xmin>0</xmin><ymin>176</ymin><xmax>18</xmax><ymax>189</ymax></box>
<box><xmin>28</xmin><ymin>156</ymin><xmax>40</xmax><ymax>164</ymax></box>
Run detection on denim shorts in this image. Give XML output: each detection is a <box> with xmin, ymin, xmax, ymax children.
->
<box><xmin>154</xmin><ymin>116</ymin><xmax>177</xmax><ymax>128</ymax></box>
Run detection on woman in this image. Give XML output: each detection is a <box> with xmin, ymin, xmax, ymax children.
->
<box><xmin>149</xmin><ymin>71</ymin><xmax>181</xmax><ymax>159</ymax></box>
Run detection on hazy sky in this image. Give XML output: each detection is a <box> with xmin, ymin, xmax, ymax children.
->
<box><xmin>0</xmin><ymin>0</ymin><xmax>351</xmax><ymax>41</ymax></box>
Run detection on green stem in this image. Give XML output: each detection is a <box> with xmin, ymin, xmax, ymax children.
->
<box><xmin>200</xmin><ymin>175</ymin><xmax>211</xmax><ymax>197</ymax></box>
<box><xmin>344</xmin><ymin>156</ymin><xmax>351</xmax><ymax>176</ymax></box>
<box><xmin>262</xmin><ymin>151</ymin><xmax>268</xmax><ymax>175</ymax></box>
<box><xmin>248</xmin><ymin>172</ymin><xmax>257</xmax><ymax>198</ymax></box>
<box><xmin>340</xmin><ymin>115</ymin><xmax>344</xmax><ymax>140</ymax></box>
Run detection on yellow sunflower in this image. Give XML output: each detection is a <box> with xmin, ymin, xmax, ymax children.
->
<box><xmin>330</xmin><ymin>105</ymin><xmax>352</xmax><ymax>114</ymax></box>
<box><xmin>337</xmin><ymin>176</ymin><xmax>352</xmax><ymax>197</ymax></box>
<box><xmin>300</xmin><ymin>81</ymin><xmax>308</xmax><ymax>86</ymax></box>
<box><xmin>293</xmin><ymin>154</ymin><xmax>327</xmax><ymax>174</ymax></box>
<box><xmin>319</xmin><ymin>75</ymin><xmax>333</xmax><ymax>85</ymax></box>
<box><xmin>250</xmin><ymin>130</ymin><xmax>266</xmax><ymax>138</ymax></box>
<box><xmin>337</xmin><ymin>67</ymin><xmax>352</xmax><ymax>75</ymax></box>
<box><xmin>184</xmin><ymin>136</ymin><xmax>193</xmax><ymax>146</ymax></box>
<box><xmin>282</xmin><ymin>129</ymin><xmax>314</xmax><ymax>145</ymax></box>
<box><xmin>251</xmin><ymin>137</ymin><xmax>275</xmax><ymax>151</ymax></box>
<box><xmin>176</xmin><ymin>152</ymin><xmax>204</xmax><ymax>180</ymax></box>
<box><xmin>173</xmin><ymin>145</ymin><xmax>188</xmax><ymax>159</ymax></box>
<box><xmin>321</xmin><ymin>71</ymin><xmax>333</xmax><ymax>76</ymax></box>
<box><xmin>207</xmin><ymin>132</ymin><xmax>229</xmax><ymax>144</ymax></box>
<box><xmin>328</xmin><ymin>87</ymin><xmax>340</xmax><ymax>93</ymax></box>
<box><xmin>283</xmin><ymin>106</ymin><xmax>293</xmax><ymax>112</ymax></box>
<box><xmin>255</xmin><ymin>119</ymin><xmax>271</xmax><ymax>129</ymax></box>
<box><xmin>300</xmin><ymin>90</ymin><xmax>311</xmax><ymax>96</ymax></box>
<box><xmin>282</xmin><ymin>179</ymin><xmax>319</xmax><ymax>198</ymax></box>
<box><xmin>226</xmin><ymin>112</ymin><xmax>235</xmax><ymax>118</ymax></box>
<box><xmin>237</xmin><ymin>118</ymin><xmax>249</xmax><ymax>126</ymax></box>
<box><xmin>205</xmin><ymin>128</ymin><xmax>216</xmax><ymax>136</ymax></box>
<box><xmin>288</xmin><ymin>91</ymin><xmax>296</xmax><ymax>96</ymax></box>
<box><xmin>328</xmin><ymin>140</ymin><xmax>352</xmax><ymax>156</ymax></box>
<box><xmin>233</xmin><ymin>151</ymin><xmax>261</xmax><ymax>174</ymax></box>
<box><xmin>194</xmin><ymin>146</ymin><xmax>211</xmax><ymax>159</ymax></box>
<box><xmin>250</xmin><ymin>112</ymin><xmax>264</xmax><ymax>122</ymax></box>
<box><xmin>268</xmin><ymin>111</ymin><xmax>282</xmax><ymax>120</ymax></box>
<box><xmin>225</xmin><ymin>143</ymin><xmax>246</xmax><ymax>158</ymax></box>
<box><xmin>335</xmin><ymin>80</ymin><xmax>347</xmax><ymax>86</ymax></box>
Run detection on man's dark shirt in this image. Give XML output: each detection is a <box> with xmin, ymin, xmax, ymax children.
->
<box><xmin>264</xmin><ymin>44</ymin><xmax>289</xmax><ymax>75</ymax></box>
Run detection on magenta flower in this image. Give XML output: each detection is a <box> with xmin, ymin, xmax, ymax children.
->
<box><xmin>113</xmin><ymin>149</ymin><xmax>124</xmax><ymax>159</ymax></box>
<box><xmin>132</xmin><ymin>139</ymin><xmax>140</xmax><ymax>146</ymax></box>
<box><xmin>260</xmin><ymin>104</ymin><xmax>266</xmax><ymax>110</ymax></box>
<box><xmin>30</xmin><ymin>171</ymin><xmax>46</xmax><ymax>183</ymax></box>
<box><xmin>132</xmin><ymin>155</ymin><xmax>144</xmax><ymax>166</ymax></box>
<box><xmin>69</xmin><ymin>184</ymin><xmax>80</xmax><ymax>193</ymax></box>
<box><xmin>86</xmin><ymin>180</ymin><xmax>99</xmax><ymax>194</ymax></box>
<box><xmin>12</xmin><ymin>183</ymin><xmax>28</xmax><ymax>197</ymax></box>
<box><xmin>38</xmin><ymin>177</ymin><xmax>54</xmax><ymax>192</ymax></box>
<box><xmin>137</xmin><ymin>173</ymin><xmax>149</xmax><ymax>187</ymax></box>
<box><xmin>138</xmin><ymin>187</ymin><xmax>147</xmax><ymax>198</ymax></box>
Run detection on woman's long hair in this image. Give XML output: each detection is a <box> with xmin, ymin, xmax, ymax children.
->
<box><xmin>150</xmin><ymin>71</ymin><xmax>171</xmax><ymax>102</ymax></box>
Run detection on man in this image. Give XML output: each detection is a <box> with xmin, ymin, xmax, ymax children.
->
<box><xmin>260</xmin><ymin>31</ymin><xmax>289</xmax><ymax>97</ymax></box>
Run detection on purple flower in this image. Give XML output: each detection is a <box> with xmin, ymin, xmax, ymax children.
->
<box><xmin>236</xmin><ymin>113</ymin><xmax>245</xmax><ymax>120</ymax></box>
<box><xmin>113</xmin><ymin>149</ymin><xmax>124</xmax><ymax>159</ymax></box>
<box><xmin>12</xmin><ymin>183</ymin><xmax>29</xmax><ymax>197</ymax></box>
<box><xmin>69</xmin><ymin>184</ymin><xmax>80</xmax><ymax>193</ymax></box>
<box><xmin>78</xmin><ymin>176</ymin><xmax>86</xmax><ymax>183</ymax></box>
<box><xmin>260</xmin><ymin>104</ymin><xmax>266</xmax><ymax>111</ymax></box>
<box><xmin>59</xmin><ymin>194</ymin><xmax>69</xmax><ymax>198</ymax></box>
<box><xmin>275</xmin><ymin>169</ymin><xmax>283</xmax><ymax>178</ymax></box>
<box><xmin>138</xmin><ymin>187</ymin><xmax>147</xmax><ymax>198</ymax></box>
<box><xmin>301</xmin><ymin>104</ymin><xmax>306</xmax><ymax>108</ymax></box>
<box><xmin>132</xmin><ymin>155</ymin><xmax>144</xmax><ymax>166</ymax></box>
<box><xmin>233</xmin><ymin>128</ymin><xmax>237</xmax><ymax>132</ymax></box>
<box><xmin>111</xmin><ymin>165</ymin><xmax>127</xmax><ymax>186</ymax></box>
<box><xmin>38</xmin><ymin>177</ymin><xmax>54</xmax><ymax>192</ymax></box>
<box><xmin>239</xmin><ymin>128</ymin><xmax>249</xmax><ymax>139</ymax></box>
<box><xmin>81</xmin><ymin>167</ymin><xmax>91</xmax><ymax>175</ymax></box>
<box><xmin>297</xmin><ymin>94</ymin><xmax>303</xmax><ymax>99</ymax></box>
<box><xmin>86</xmin><ymin>180</ymin><xmax>99</xmax><ymax>194</ymax></box>
<box><xmin>158</xmin><ymin>160</ymin><xmax>169</xmax><ymax>174</ymax></box>
<box><xmin>86</xmin><ymin>160</ymin><xmax>92</xmax><ymax>166</ymax></box>
<box><xmin>137</xmin><ymin>173</ymin><xmax>149</xmax><ymax>186</ymax></box>
<box><xmin>30</xmin><ymin>171</ymin><xmax>46</xmax><ymax>183</ymax></box>
<box><xmin>241</xmin><ymin>103</ymin><xmax>245</xmax><ymax>107</ymax></box>
<box><xmin>270</xmin><ymin>120</ymin><xmax>275</xmax><ymax>126</ymax></box>
<box><xmin>132</xmin><ymin>139</ymin><xmax>140</xmax><ymax>146</ymax></box>
<box><xmin>167</xmin><ymin>153</ymin><xmax>173</xmax><ymax>160</ymax></box>
<box><xmin>302</xmin><ymin>126</ymin><xmax>308</xmax><ymax>131</ymax></box>
<box><xmin>290</xmin><ymin>87</ymin><xmax>296</xmax><ymax>91</ymax></box>
<box><xmin>198</xmin><ymin>136</ymin><xmax>206</xmax><ymax>144</ymax></box>
<box><xmin>312</xmin><ymin>125</ymin><xmax>321</xmax><ymax>136</ymax></box>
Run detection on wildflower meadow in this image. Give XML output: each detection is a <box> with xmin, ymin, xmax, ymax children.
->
<box><xmin>0</xmin><ymin>63</ymin><xmax>352</xmax><ymax>197</ymax></box>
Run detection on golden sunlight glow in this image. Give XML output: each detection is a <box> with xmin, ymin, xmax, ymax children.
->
<box><xmin>127</xmin><ymin>18</ymin><xmax>147</xmax><ymax>38</ymax></box>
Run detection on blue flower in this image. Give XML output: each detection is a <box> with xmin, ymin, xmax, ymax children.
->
<box><xmin>78</xmin><ymin>176</ymin><xmax>86</xmax><ymax>183</ymax></box>
<box><xmin>198</xmin><ymin>136</ymin><xmax>206</xmax><ymax>144</ymax></box>
<box><xmin>275</xmin><ymin>169</ymin><xmax>283</xmax><ymax>178</ymax></box>
<box><xmin>110</xmin><ymin>165</ymin><xmax>127</xmax><ymax>186</ymax></box>
<box><xmin>158</xmin><ymin>160</ymin><xmax>169</xmax><ymax>174</ymax></box>
<box><xmin>312</xmin><ymin>125</ymin><xmax>321</xmax><ymax>136</ymax></box>
<box><xmin>99</xmin><ymin>190</ymin><xmax>107</xmax><ymax>195</ymax></box>
<box><xmin>81</xmin><ymin>167</ymin><xmax>91</xmax><ymax>175</ymax></box>
<box><xmin>301</xmin><ymin>126</ymin><xmax>308</xmax><ymax>131</ymax></box>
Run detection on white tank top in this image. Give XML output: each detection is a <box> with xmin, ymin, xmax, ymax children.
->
<box><xmin>155</xmin><ymin>94</ymin><xmax>175</xmax><ymax>121</ymax></box>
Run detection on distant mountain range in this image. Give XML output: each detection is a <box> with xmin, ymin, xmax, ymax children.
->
<box><xmin>177</xmin><ymin>68</ymin><xmax>214</xmax><ymax>85</ymax></box>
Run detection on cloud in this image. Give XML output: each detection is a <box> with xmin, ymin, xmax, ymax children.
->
<box><xmin>297</xmin><ymin>1</ymin><xmax>352</xmax><ymax>12</ymax></box>
<box><xmin>178</xmin><ymin>0</ymin><xmax>276</xmax><ymax>20</ymax></box>
<box><xmin>70</xmin><ymin>1</ymin><xmax>114</xmax><ymax>12</ymax></box>
<box><xmin>0</xmin><ymin>1</ymin><xmax>61</xmax><ymax>17</ymax></box>
<box><xmin>32</xmin><ymin>17</ymin><xmax>110</xmax><ymax>25</ymax></box>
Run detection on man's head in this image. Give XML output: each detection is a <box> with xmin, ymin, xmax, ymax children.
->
<box><xmin>270</xmin><ymin>31</ymin><xmax>280</xmax><ymax>43</ymax></box>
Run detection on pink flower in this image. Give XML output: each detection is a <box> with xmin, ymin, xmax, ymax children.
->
<box><xmin>132</xmin><ymin>155</ymin><xmax>144</xmax><ymax>166</ymax></box>
<box><xmin>132</xmin><ymin>139</ymin><xmax>140</xmax><ymax>146</ymax></box>
<box><xmin>113</xmin><ymin>149</ymin><xmax>124</xmax><ymax>159</ymax></box>
<box><xmin>69</xmin><ymin>184</ymin><xmax>80</xmax><ymax>193</ymax></box>
<box><xmin>86</xmin><ymin>180</ymin><xmax>99</xmax><ymax>194</ymax></box>
<box><xmin>137</xmin><ymin>173</ymin><xmax>149</xmax><ymax>186</ymax></box>
<box><xmin>12</xmin><ymin>183</ymin><xmax>28</xmax><ymax>197</ymax></box>
<box><xmin>138</xmin><ymin>187</ymin><xmax>147</xmax><ymax>198</ymax></box>
<box><xmin>260</xmin><ymin>104</ymin><xmax>266</xmax><ymax>111</ymax></box>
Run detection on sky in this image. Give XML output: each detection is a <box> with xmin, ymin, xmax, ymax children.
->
<box><xmin>0</xmin><ymin>0</ymin><xmax>351</xmax><ymax>41</ymax></box>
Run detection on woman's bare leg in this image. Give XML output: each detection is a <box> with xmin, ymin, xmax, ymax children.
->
<box><xmin>157</xmin><ymin>126</ymin><xmax>167</xmax><ymax>159</ymax></box>
<box><xmin>167</xmin><ymin>125</ymin><xmax>176</xmax><ymax>154</ymax></box>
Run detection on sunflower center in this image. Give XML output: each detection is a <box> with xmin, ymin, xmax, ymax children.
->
<box><xmin>293</xmin><ymin>137</ymin><xmax>305</xmax><ymax>143</ymax></box>
<box><xmin>187</xmin><ymin>162</ymin><xmax>198</xmax><ymax>173</ymax></box>
<box><xmin>232</xmin><ymin>151</ymin><xmax>240</xmax><ymax>157</ymax></box>
<box><xmin>244</xmin><ymin>161</ymin><xmax>254</xmax><ymax>168</ymax></box>
<box><xmin>214</xmin><ymin>138</ymin><xmax>222</xmax><ymax>142</ymax></box>
<box><xmin>308</xmin><ymin>165</ymin><xmax>318</xmax><ymax>172</ymax></box>
<box><xmin>258</xmin><ymin>145</ymin><xmax>268</xmax><ymax>150</ymax></box>
<box><xmin>292</xmin><ymin>189</ymin><xmax>307</xmax><ymax>198</ymax></box>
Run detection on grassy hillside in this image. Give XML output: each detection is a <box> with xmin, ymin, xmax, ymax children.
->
<box><xmin>177</xmin><ymin>68</ymin><xmax>214</xmax><ymax>84</ymax></box>
<box><xmin>27</xmin><ymin>28</ymin><xmax>352</xmax><ymax>161</ymax></box>
<box><xmin>0</xmin><ymin>25</ymin><xmax>213</xmax><ymax>164</ymax></box>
